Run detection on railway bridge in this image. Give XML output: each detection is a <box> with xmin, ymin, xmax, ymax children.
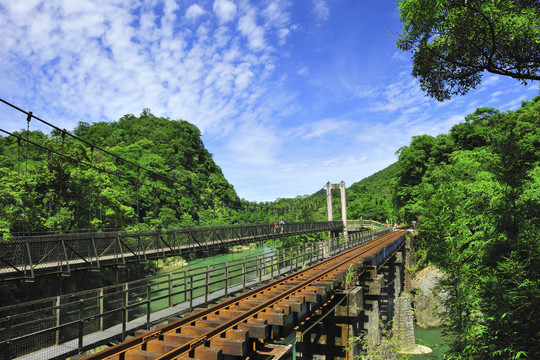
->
<box><xmin>1</xmin><ymin>228</ymin><xmax>412</xmax><ymax>360</ymax></box>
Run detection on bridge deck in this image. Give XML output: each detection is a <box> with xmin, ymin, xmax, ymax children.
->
<box><xmin>80</xmin><ymin>230</ymin><xmax>406</xmax><ymax>360</ymax></box>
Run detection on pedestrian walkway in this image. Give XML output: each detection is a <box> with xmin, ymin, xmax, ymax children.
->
<box><xmin>17</xmin><ymin>265</ymin><xmax>295</xmax><ymax>360</ymax></box>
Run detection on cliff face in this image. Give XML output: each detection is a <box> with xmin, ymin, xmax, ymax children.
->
<box><xmin>410</xmin><ymin>266</ymin><xmax>445</xmax><ymax>328</ymax></box>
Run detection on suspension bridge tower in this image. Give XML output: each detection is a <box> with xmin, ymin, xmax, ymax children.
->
<box><xmin>326</xmin><ymin>181</ymin><xmax>348</xmax><ymax>239</ymax></box>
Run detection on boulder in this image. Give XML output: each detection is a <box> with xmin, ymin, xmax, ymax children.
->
<box><xmin>410</xmin><ymin>266</ymin><xmax>445</xmax><ymax>328</ymax></box>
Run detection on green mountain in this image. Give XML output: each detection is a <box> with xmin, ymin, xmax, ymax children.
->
<box><xmin>0</xmin><ymin>110</ymin><xmax>246</xmax><ymax>234</ymax></box>
<box><xmin>346</xmin><ymin>163</ymin><xmax>398</xmax><ymax>223</ymax></box>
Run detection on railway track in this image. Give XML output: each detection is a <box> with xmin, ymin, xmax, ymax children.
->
<box><xmin>84</xmin><ymin>230</ymin><xmax>407</xmax><ymax>360</ymax></box>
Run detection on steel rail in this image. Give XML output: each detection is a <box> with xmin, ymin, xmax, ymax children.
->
<box><xmin>83</xmin><ymin>230</ymin><xmax>406</xmax><ymax>360</ymax></box>
<box><xmin>158</xmin><ymin>231</ymin><xmax>405</xmax><ymax>360</ymax></box>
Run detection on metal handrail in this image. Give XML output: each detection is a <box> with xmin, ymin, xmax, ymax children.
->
<box><xmin>0</xmin><ymin>221</ymin><xmax>343</xmax><ymax>280</ymax></box>
<box><xmin>0</xmin><ymin>228</ymin><xmax>388</xmax><ymax>360</ymax></box>
<box><xmin>346</xmin><ymin>219</ymin><xmax>391</xmax><ymax>228</ymax></box>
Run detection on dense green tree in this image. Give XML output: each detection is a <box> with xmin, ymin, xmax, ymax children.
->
<box><xmin>395</xmin><ymin>97</ymin><xmax>540</xmax><ymax>359</ymax></box>
<box><xmin>346</xmin><ymin>163</ymin><xmax>397</xmax><ymax>223</ymax></box>
<box><xmin>397</xmin><ymin>0</ymin><xmax>540</xmax><ymax>101</ymax></box>
<box><xmin>394</xmin><ymin>134</ymin><xmax>438</xmax><ymax>223</ymax></box>
<box><xmin>0</xmin><ymin>110</ymin><xmax>331</xmax><ymax>236</ymax></box>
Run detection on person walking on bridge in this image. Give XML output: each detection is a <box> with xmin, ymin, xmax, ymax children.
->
<box><xmin>273</xmin><ymin>222</ymin><xmax>279</xmax><ymax>234</ymax></box>
<box><xmin>279</xmin><ymin>219</ymin><xmax>285</xmax><ymax>233</ymax></box>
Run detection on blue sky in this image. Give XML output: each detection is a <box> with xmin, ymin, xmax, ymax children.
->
<box><xmin>1</xmin><ymin>0</ymin><xmax>538</xmax><ymax>202</ymax></box>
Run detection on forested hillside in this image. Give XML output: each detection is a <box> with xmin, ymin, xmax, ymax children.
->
<box><xmin>346</xmin><ymin>163</ymin><xmax>397</xmax><ymax>223</ymax></box>
<box><xmin>0</xmin><ymin>110</ymin><xmax>323</xmax><ymax>236</ymax></box>
<box><xmin>394</xmin><ymin>97</ymin><xmax>540</xmax><ymax>359</ymax></box>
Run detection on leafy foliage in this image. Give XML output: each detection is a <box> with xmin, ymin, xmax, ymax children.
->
<box><xmin>347</xmin><ymin>163</ymin><xmax>397</xmax><ymax>223</ymax></box>
<box><xmin>394</xmin><ymin>97</ymin><xmax>540</xmax><ymax>358</ymax></box>
<box><xmin>397</xmin><ymin>0</ymin><xmax>540</xmax><ymax>100</ymax></box>
<box><xmin>0</xmin><ymin>110</ymin><xmax>325</xmax><ymax>236</ymax></box>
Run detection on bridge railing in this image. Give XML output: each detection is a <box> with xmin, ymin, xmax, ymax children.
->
<box><xmin>0</xmin><ymin>228</ymin><xmax>390</xmax><ymax>360</ymax></box>
<box><xmin>346</xmin><ymin>219</ymin><xmax>391</xmax><ymax>229</ymax></box>
<box><xmin>0</xmin><ymin>221</ymin><xmax>343</xmax><ymax>280</ymax></box>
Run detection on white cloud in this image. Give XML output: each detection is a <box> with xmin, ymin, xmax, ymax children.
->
<box><xmin>293</xmin><ymin>118</ymin><xmax>352</xmax><ymax>140</ymax></box>
<box><xmin>238</xmin><ymin>8</ymin><xmax>267</xmax><ymax>51</ymax></box>
<box><xmin>322</xmin><ymin>155</ymin><xmax>361</xmax><ymax>168</ymax></box>
<box><xmin>392</xmin><ymin>51</ymin><xmax>409</xmax><ymax>62</ymax></box>
<box><xmin>226</xmin><ymin>121</ymin><xmax>281</xmax><ymax>167</ymax></box>
<box><xmin>234</xmin><ymin>64</ymin><xmax>254</xmax><ymax>91</ymax></box>
<box><xmin>499</xmin><ymin>95</ymin><xmax>527</xmax><ymax>111</ymax></box>
<box><xmin>185</xmin><ymin>4</ymin><xmax>205</xmax><ymax>20</ymax></box>
<box><xmin>262</xmin><ymin>0</ymin><xmax>290</xmax><ymax>27</ymax></box>
<box><xmin>297</xmin><ymin>66</ymin><xmax>308</xmax><ymax>76</ymax></box>
<box><xmin>277</xmin><ymin>28</ymin><xmax>290</xmax><ymax>45</ymax></box>
<box><xmin>369</xmin><ymin>77</ymin><xmax>431</xmax><ymax>114</ymax></box>
<box><xmin>465</xmin><ymin>100</ymin><xmax>480</xmax><ymax>114</ymax></box>
<box><xmin>312</xmin><ymin>0</ymin><xmax>329</xmax><ymax>22</ymax></box>
<box><xmin>261</xmin><ymin>0</ymin><xmax>294</xmax><ymax>45</ymax></box>
<box><xmin>213</xmin><ymin>0</ymin><xmax>237</xmax><ymax>24</ymax></box>
<box><xmin>355</xmin><ymin>86</ymin><xmax>376</xmax><ymax>99</ymax></box>
<box><xmin>481</xmin><ymin>74</ymin><xmax>501</xmax><ymax>87</ymax></box>
<box><xmin>0</xmin><ymin>0</ymin><xmax>285</xmax><ymax>137</ymax></box>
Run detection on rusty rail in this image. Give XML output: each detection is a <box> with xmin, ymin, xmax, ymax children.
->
<box><xmin>84</xmin><ymin>230</ymin><xmax>406</xmax><ymax>360</ymax></box>
<box><xmin>1</xmin><ymin>229</ymin><xmax>389</xmax><ymax>360</ymax></box>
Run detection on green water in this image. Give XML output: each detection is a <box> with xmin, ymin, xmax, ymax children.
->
<box><xmin>175</xmin><ymin>245</ymin><xmax>272</xmax><ymax>269</ymax></box>
<box><xmin>139</xmin><ymin>244</ymin><xmax>275</xmax><ymax>314</ymax></box>
<box><xmin>408</xmin><ymin>326</ymin><xmax>448</xmax><ymax>359</ymax></box>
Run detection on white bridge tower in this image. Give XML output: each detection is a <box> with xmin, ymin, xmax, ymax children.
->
<box><xmin>326</xmin><ymin>181</ymin><xmax>348</xmax><ymax>239</ymax></box>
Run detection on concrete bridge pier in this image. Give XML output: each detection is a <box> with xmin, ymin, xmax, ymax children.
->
<box><xmin>379</xmin><ymin>254</ymin><xmax>403</xmax><ymax>326</ymax></box>
<box><xmin>363</xmin><ymin>249</ymin><xmax>414</xmax><ymax>359</ymax></box>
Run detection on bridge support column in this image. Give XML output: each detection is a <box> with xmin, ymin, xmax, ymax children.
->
<box><xmin>360</xmin><ymin>264</ymin><xmax>404</xmax><ymax>360</ymax></box>
<box><xmin>294</xmin><ymin>238</ymin><xmax>411</xmax><ymax>360</ymax></box>
<box><xmin>390</xmin><ymin>248</ymin><xmax>415</xmax><ymax>347</ymax></box>
<box><xmin>393</xmin><ymin>296</ymin><xmax>415</xmax><ymax>346</ymax></box>
<box><xmin>335</xmin><ymin>286</ymin><xmax>364</xmax><ymax>359</ymax></box>
<box><xmin>363</xmin><ymin>267</ymin><xmax>383</xmax><ymax>357</ymax></box>
<box><xmin>293</xmin><ymin>278</ymin><xmax>404</xmax><ymax>360</ymax></box>
<box><xmin>363</xmin><ymin>299</ymin><xmax>381</xmax><ymax>356</ymax></box>
<box><xmin>379</xmin><ymin>256</ymin><xmax>403</xmax><ymax>327</ymax></box>
<box><xmin>294</xmin><ymin>289</ymin><xmax>364</xmax><ymax>360</ymax></box>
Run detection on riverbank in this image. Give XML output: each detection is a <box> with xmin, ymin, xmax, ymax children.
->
<box><xmin>406</xmin><ymin>265</ymin><xmax>448</xmax><ymax>359</ymax></box>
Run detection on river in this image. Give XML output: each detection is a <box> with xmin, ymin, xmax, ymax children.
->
<box><xmin>137</xmin><ymin>243</ymin><xmax>275</xmax><ymax>314</ymax></box>
<box><xmin>408</xmin><ymin>326</ymin><xmax>448</xmax><ymax>359</ymax></box>
<box><xmin>162</xmin><ymin>244</ymin><xmax>273</xmax><ymax>271</ymax></box>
